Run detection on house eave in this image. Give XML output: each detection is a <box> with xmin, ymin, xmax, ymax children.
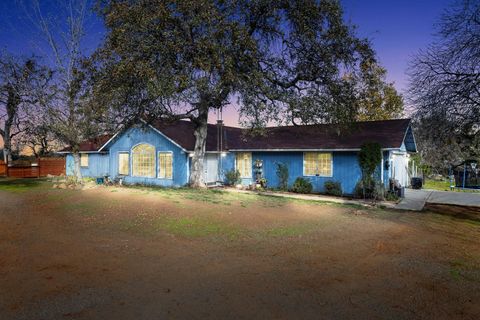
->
<box><xmin>56</xmin><ymin>151</ymin><xmax>109</xmax><ymax>154</ymax></box>
<box><xmin>226</xmin><ymin>148</ymin><xmax>401</xmax><ymax>152</ymax></box>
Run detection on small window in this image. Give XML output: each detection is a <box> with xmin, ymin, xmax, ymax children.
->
<box><xmin>236</xmin><ymin>152</ymin><xmax>252</xmax><ymax>178</ymax></box>
<box><xmin>80</xmin><ymin>154</ymin><xmax>89</xmax><ymax>167</ymax></box>
<box><xmin>158</xmin><ymin>152</ymin><xmax>173</xmax><ymax>179</ymax></box>
<box><xmin>303</xmin><ymin>152</ymin><xmax>332</xmax><ymax>176</ymax></box>
<box><xmin>118</xmin><ymin>152</ymin><xmax>129</xmax><ymax>175</ymax></box>
<box><xmin>132</xmin><ymin>144</ymin><xmax>155</xmax><ymax>178</ymax></box>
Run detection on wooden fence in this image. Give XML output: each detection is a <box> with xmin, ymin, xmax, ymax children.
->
<box><xmin>0</xmin><ymin>157</ymin><xmax>65</xmax><ymax>178</ymax></box>
<box><xmin>7</xmin><ymin>166</ymin><xmax>40</xmax><ymax>178</ymax></box>
<box><xmin>0</xmin><ymin>160</ymin><xmax>6</xmax><ymax>176</ymax></box>
<box><xmin>38</xmin><ymin>158</ymin><xmax>66</xmax><ymax>177</ymax></box>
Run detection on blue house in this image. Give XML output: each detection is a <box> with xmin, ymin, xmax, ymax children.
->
<box><xmin>60</xmin><ymin>118</ymin><xmax>417</xmax><ymax>195</ymax></box>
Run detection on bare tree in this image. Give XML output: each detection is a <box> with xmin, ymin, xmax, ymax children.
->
<box><xmin>22</xmin><ymin>0</ymin><xmax>103</xmax><ymax>180</ymax></box>
<box><xmin>0</xmin><ymin>53</ymin><xmax>50</xmax><ymax>163</ymax></box>
<box><xmin>408</xmin><ymin>0</ymin><xmax>480</xmax><ymax>168</ymax></box>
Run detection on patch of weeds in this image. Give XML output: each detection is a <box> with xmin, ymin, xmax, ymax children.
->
<box><xmin>156</xmin><ymin>216</ymin><xmax>241</xmax><ymax>239</ymax></box>
<box><xmin>0</xmin><ymin>178</ymin><xmax>44</xmax><ymax>192</ymax></box>
<box><xmin>259</xmin><ymin>195</ymin><xmax>289</xmax><ymax>208</ymax></box>
<box><xmin>110</xmin><ymin>189</ymin><xmax>118</xmax><ymax>193</ymax></box>
<box><xmin>449</xmin><ymin>259</ymin><xmax>480</xmax><ymax>282</ymax></box>
<box><xmin>262</xmin><ymin>222</ymin><xmax>324</xmax><ymax>238</ymax></box>
<box><xmin>116</xmin><ymin>215</ymin><xmax>155</xmax><ymax>236</ymax></box>
<box><xmin>45</xmin><ymin>190</ymin><xmax>69</xmax><ymax>201</ymax></box>
<box><xmin>63</xmin><ymin>202</ymin><xmax>100</xmax><ymax>217</ymax></box>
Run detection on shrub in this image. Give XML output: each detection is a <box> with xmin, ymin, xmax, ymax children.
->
<box><xmin>354</xmin><ymin>179</ymin><xmax>385</xmax><ymax>201</ymax></box>
<box><xmin>358</xmin><ymin>142</ymin><xmax>382</xmax><ymax>179</ymax></box>
<box><xmin>275</xmin><ymin>162</ymin><xmax>289</xmax><ymax>191</ymax></box>
<box><xmin>324</xmin><ymin>180</ymin><xmax>342</xmax><ymax>196</ymax></box>
<box><xmin>291</xmin><ymin>177</ymin><xmax>313</xmax><ymax>194</ymax></box>
<box><xmin>385</xmin><ymin>191</ymin><xmax>399</xmax><ymax>202</ymax></box>
<box><xmin>225</xmin><ymin>170</ymin><xmax>241</xmax><ymax>186</ymax></box>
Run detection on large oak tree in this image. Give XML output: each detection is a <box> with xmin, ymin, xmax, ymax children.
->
<box><xmin>95</xmin><ymin>0</ymin><xmax>377</xmax><ymax>187</ymax></box>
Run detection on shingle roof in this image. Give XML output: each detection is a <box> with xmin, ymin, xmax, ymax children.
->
<box><xmin>151</xmin><ymin>118</ymin><xmax>412</xmax><ymax>151</ymax></box>
<box><xmin>69</xmin><ymin>118</ymin><xmax>413</xmax><ymax>152</ymax></box>
<box><xmin>59</xmin><ymin>134</ymin><xmax>113</xmax><ymax>152</ymax></box>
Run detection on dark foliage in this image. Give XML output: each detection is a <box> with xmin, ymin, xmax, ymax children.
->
<box><xmin>275</xmin><ymin>162</ymin><xmax>289</xmax><ymax>191</ymax></box>
<box><xmin>291</xmin><ymin>177</ymin><xmax>313</xmax><ymax>194</ymax></box>
<box><xmin>324</xmin><ymin>180</ymin><xmax>342</xmax><ymax>196</ymax></box>
<box><xmin>225</xmin><ymin>169</ymin><xmax>241</xmax><ymax>186</ymax></box>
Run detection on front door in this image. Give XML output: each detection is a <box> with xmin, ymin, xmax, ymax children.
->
<box><xmin>204</xmin><ymin>154</ymin><xmax>219</xmax><ymax>184</ymax></box>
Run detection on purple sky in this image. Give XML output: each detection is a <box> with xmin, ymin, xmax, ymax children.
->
<box><xmin>0</xmin><ymin>0</ymin><xmax>452</xmax><ymax>128</ymax></box>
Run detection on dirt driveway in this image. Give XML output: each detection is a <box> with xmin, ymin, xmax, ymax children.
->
<box><xmin>0</xmin><ymin>179</ymin><xmax>479</xmax><ymax>319</ymax></box>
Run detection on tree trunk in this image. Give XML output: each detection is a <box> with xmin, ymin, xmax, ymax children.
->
<box><xmin>3</xmin><ymin>124</ymin><xmax>12</xmax><ymax>164</ymax></box>
<box><xmin>2</xmin><ymin>86</ymin><xmax>16</xmax><ymax>164</ymax></box>
<box><xmin>72</xmin><ymin>151</ymin><xmax>83</xmax><ymax>182</ymax></box>
<box><xmin>189</xmin><ymin>109</ymin><xmax>209</xmax><ymax>188</ymax></box>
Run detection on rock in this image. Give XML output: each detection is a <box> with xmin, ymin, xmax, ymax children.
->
<box><xmin>52</xmin><ymin>184</ymin><xmax>58</xmax><ymax>189</ymax></box>
<box><xmin>58</xmin><ymin>183</ymin><xmax>67</xmax><ymax>189</ymax></box>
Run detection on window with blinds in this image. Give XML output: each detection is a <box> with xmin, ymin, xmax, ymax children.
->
<box><xmin>80</xmin><ymin>154</ymin><xmax>89</xmax><ymax>167</ymax></box>
<box><xmin>118</xmin><ymin>152</ymin><xmax>129</xmax><ymax>175</ymax></box>
<box><xmin>132</xmin><ymin>144</ymin><xmax>155</xmax><ymax>177</ymax></box>
<box><xmin>235</xmin><ymin>152</ymin><xmax>252</xmax><ymax>178</ymax></box>
<box><xmin>303</xmin><ymin>152</ymin><xmax>332</xmax><ymax>176</ymax></box>
<box><xmin>158</xmin><ymin>152</ymin><xmax>173</xmax><ymax>179</ymax></box>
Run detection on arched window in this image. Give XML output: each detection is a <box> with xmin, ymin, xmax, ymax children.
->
<box><xmin>132</xmin><ymin>144</ymin><xmax>155</xmax><ymax>177</ymax></box>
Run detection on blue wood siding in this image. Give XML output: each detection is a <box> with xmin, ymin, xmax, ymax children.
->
<box><xmin>219</xmin><ymin>152</ymin><xmax>235</xmax><ymax>182</ymax></box>
<box><xmin>222</xmin><ymin>151</ymin><xmax>367</xmax><ymax>195</ymax></box>
<box><xmin>107</xmin><ymin>124</ymin><xmax>189</xmax><ymax>187</ymax></box>
<box><xmin>66</xmin><ymin>153</ymin><xmax>109</xmax><ymax>177</ymax></box>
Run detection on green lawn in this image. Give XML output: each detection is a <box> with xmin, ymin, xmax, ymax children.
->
<box><xmin>423</xmin><ymin>179</ymin><xmax>452</xmax><ymax>191</ymax></box>
<box><xmin>424</xmin><ymin>178</ymin><xmax>479</xmax><ymax>193</ymax></box>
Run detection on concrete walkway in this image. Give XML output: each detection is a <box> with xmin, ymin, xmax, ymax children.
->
<box><xmin>226</xmin><ymin>188</ymin><xmax>480</xmax><ymax>212</ymax></box>
<box><xmin>395</xmin><ymin>189</ymin><xmax>433</xmax><ymax>211</ymax></box>
<box><xmin>395</xmin><ymin>189</ymin><xmax>480</xmax><ymax>211</ymax></box>
<box><xmin>425</xmin><ymin>190</ymin><xmax>480</xmax><ymax>207</ymax></box>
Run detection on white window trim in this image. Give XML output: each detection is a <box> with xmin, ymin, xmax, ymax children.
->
<box><xmin>130</xmin><ymin>143</ymin><xmax>156</xmax><ymax>178</ymax></box>
<box><xmin>302</xmin><ymin>152</ymin><xmax>333</xmax><ymax>178</ymax></box>
<box><xmin>157</xmin><ymin>151</ymin><xmax>174</xmax><ymax>180</ymax></box>
<box><xmin>117</xmin><ymin>151</ymin><xmax>130</xmax><ymax>176</ymax></box>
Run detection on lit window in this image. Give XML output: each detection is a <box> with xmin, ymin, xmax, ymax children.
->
<box><xmin>80</xmin><ymin>154</ymin><xmax>89</xmax><ymax>167</ymax></box>
<box><xmin>132</xmin><ymin>144</ymin><xmax>155</xmax><ymax>177</ymax></box>
<box><xmin>236</xmin><ymin>152</ymin><xmax>252</xmax><ymax>178</ymax></box>
<box><xmin>158</xmin><ymin>152</ymin><xmax>173</xmax><ymax>179</ymax></box>
<box><xmin>303</xmin><ymin>152</ymin><xmax>332</xmax><ymax>176</ymax></box>
<box><xmin>118</xmin><ymin>152</ymin><xmax>129</xmax><ymax>175</ymax></box>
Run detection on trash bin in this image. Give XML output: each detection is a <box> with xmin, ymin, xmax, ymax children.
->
<box><xmin>411</xmin><ymin>177</ymin><xmax>423</xmax><ymax>189</ymax></box>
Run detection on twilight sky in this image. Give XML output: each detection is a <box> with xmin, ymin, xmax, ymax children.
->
<box><xmin>0</xmin><ymin>0</ymin><xmax>452</xmax><ymax>128</ymax></box>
